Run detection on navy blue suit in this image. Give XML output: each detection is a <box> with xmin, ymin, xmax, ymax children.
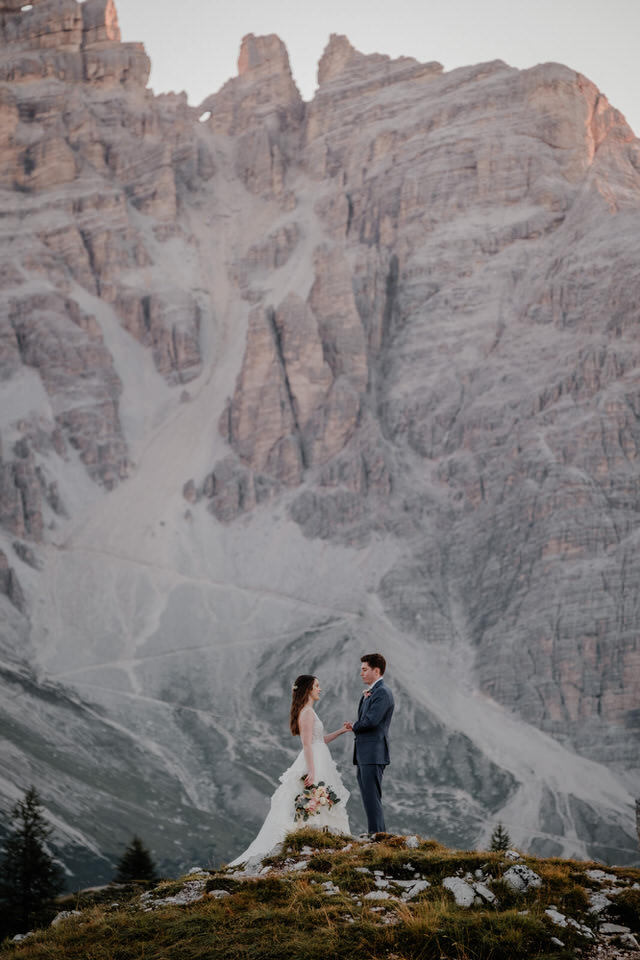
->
<box><xmin>352</xmin><ymin>678</ymin><xmax>394</xmax><ymax>833</ymax></box>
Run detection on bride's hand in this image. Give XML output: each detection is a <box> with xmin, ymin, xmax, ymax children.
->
<box><xmin>304</xmin><ymin>772</ymin><xmax>315</xmax><ymax>787</ymax></box>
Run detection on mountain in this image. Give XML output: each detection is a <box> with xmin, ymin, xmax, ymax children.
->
<box><xmin>0</xmin><ymin>0</ymin><xmax>638</xmax><ymax>885</ymax></box>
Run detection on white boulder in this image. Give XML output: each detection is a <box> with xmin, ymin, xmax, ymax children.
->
<box><xmin>51</xmin><ymin>910</ymin><xmax>82</xmax><ymax>927</ymax></box>
<box><xmin>503</xmin><ymin>864</ymin><xmax>542</xmax><ymax>892</ymax></box>
<box><xmin>364</xmin><ymin>889</ymin><xmax>392</xmax><ymax>900</ymax></box>
<box><xmin>402</xmin><ymin>879</ymin><xmax>430</xmax><ymax>900</ymax></box>
<box><xmin>443</xmin><ymin>877</ymin><xmax>478</xmax><ymax>907</ymax></box>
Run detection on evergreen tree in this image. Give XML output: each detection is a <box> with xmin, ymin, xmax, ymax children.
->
<box><xmin>114</xmin><ymin>836</ymin><xmax>157</xmax><ymax>883</ymax></box>
<box><xmin>490</xmin><ymin>822</ymin><xmax>512</xmax><ymax>852</ymax></box>
<box><xmin>0</xmin><ymin>786</ymin><xmax>64</xmax><ymax>937</ymax></box>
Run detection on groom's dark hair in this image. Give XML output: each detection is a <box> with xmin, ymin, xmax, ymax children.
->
<box><xmin>361</xmin><ymin>653</ymin><xmax>386</xmax><ymax>675</ymax></box>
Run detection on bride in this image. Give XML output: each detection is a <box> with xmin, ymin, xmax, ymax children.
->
<box><xmin>230</xmin><ymin>675</ymin><xmax>351</xmax><ymax>865</ymax></box>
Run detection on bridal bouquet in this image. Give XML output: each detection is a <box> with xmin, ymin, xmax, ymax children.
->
<box><xmin>294</xmin><ymin>778</ymin><xmax>341</xmax><ymax>823</ymax></box>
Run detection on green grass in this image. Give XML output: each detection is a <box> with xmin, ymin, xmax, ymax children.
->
<box><xmin>2</xmin><ymin>831</ymin><xmax>638</xmax><ymax>960</ymax></box>
<box><xmin>279</xmin><ymin>828</ymin><xmax>351</xmax><ymax>854</ymax></box>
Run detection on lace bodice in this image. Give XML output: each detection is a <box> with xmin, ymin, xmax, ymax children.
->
<box><xmin>300</xmin><ymin>707</ymin><xmax>325</xmax><ymax>743</ymax></box>
<box><xmin>312</xmin><ymin>710</ymin><xmax>325</xmax><ymax>743</ymax></box>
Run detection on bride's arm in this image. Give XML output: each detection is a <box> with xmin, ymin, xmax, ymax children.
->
<box><xmin>324</xmin><ymin>723</ymin><xmax>349</xmax><ymax>744</ymax></box>
<box><xmin>299</xmin><ymin>708</ymin><xmax>315</xmax><ymax>786</ymax></box>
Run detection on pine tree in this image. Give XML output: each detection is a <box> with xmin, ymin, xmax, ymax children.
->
<box><xmin>490</xmin><ymin>822</ymin><xmax>512</xmax><ymax>852</ymax></box>
<box><xmin>0</xmin><ymin>786</ymin><xmax>64</xmax><ymax>937</ymax></box>
<box><xmin>114</xmin><ymin>836</ymin><xmax>158</xmax><ymax>883</ymax></box>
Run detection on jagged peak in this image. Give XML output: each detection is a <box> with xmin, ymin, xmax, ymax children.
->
<box><xmin>0</xmin><ymin>0</ymin><xmax>137</xmax><ymax>64</ymax></box>
<box><xmin>317</xmin><ymin>33</ymin><xmax>360</xmax><ymax>85</ymax></box>
<box><xmin>237</xmin><ymin>32</ymin><xmax>293</xmax><ymax>80</ymax></box>
<box><xmin>198</xmin><ymin>31</ymin><xmax>302</xmax><ymax>133</ymax></box>
<box><xmin>82</xmin><ymin>0</ymin><xmax>121</xmax><ymax>46</ymax></box>
<box><xmin>317</xmin><ymin>33</ymin><xmax>442</xmax><ymax>89</ymax></box>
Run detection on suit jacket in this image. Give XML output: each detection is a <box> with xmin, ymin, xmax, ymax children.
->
<box><xmin>352</xmin><ymin>678</ymin><xmax>394</xmax><ymax>766</ymax></box>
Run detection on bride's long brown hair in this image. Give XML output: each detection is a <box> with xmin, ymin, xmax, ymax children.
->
<box><xmin>290</xmin><ymin>675</ymin><xmax>316</xmax><ymax>735</ymax></box>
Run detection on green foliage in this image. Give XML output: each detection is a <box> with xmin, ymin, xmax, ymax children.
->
<box><xmin>0</xmin><ymin>787</ymin><xmax>64</xmax><ymax>938</ymax></box>
<box><xmin>114</xmin><ymin>836</ymin><xmax>157</xmax><ymax>884</ymax></box>
<box><xmin>490</xmin><ymin>823</ymin><xmax>512</xmax><ymax>852</ymax></box>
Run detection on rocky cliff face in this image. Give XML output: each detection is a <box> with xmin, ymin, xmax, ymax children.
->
<box><xmin>0</xmin><ymin>3</ymin><xmax>638</xmax><ymax>883</ymax></box>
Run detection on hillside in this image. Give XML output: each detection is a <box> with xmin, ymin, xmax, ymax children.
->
<box><xmin>3</xmin><ymin>830</ymin><xmax>640</xmax><ymax>959</ymax></box>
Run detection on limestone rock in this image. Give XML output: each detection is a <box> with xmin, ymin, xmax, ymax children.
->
<box><xmin>215</xmin><ymin>283</ymin><xmax>368</xmax><ymax>509</ymax></box>
<box><xmin>210</xmin><ymin>242</ymin><xmax>372</xmax><ymax>514</ymax></box>
<box><xmin>8</xmin><ymin>293</ymin><xmax>128</xmax><ymax>488</ymax></box>
<box><xmin>0</xmin><ymin>0</ymin><xmax>83</xmax><ymax>52</ymax></box>
<box><xmin>308</xmin><ymin>245</ymin><xmax>367</xmax><ymax>392</ymax></box>
<box><xmin>200</xmin><ymin>33</ymin><xmax>303</xmax><ymax>199</ymax></box>
<box><xmin>220</xmin><ymin>305</ymin><xmax>301</xmax><ymax>479</ymax></box>
<box><xmin>272</xmin><ymin>293</ymin><xmax>333</xmax><ymax>460</ymax></box>
<box><xmin>0</xmin><ymin>548</ymin><xmax>25</xmax><ymax>612</ymax></box>
<box><xmin>364</xmin><ymin>889</ymin><xmax>391</xmax><ymax>900</ymax></box>
<box><xmin>545</xmin><ymin>908</ymin><xmax>594</xmax><ymax>939</ymax></box>
<box><xmin>0</xmin><ymin>437</ymin><xmax>52</xmax><ymax>541</ymax></box>
<box><xmin>503</xmin><ymin>865</ymin><xmax>543</xmax><ymax>893</ymax></box>
<box><xmin>0</xmin><ymin>0</ymin><xmax>207</xmax><ymax>528</ymax></box>
<box><xmin>115</xmin><ymin>290</ymin><xmax>202</xmax><ymax>385</ymax></box>
<box><xmin>202</xmin><ymin>457</ymin><xmax>276</xmax><ymax>524</ymax></box>
<box><xmin>81</xmin><ymin>0</ymin><xmax>120</xmax><ymax>46</ymax></box>
<box><xmin>50</xmin><ymin>910</ymin><xmax>81</xmax><ymax>927</ymax></box>
<box><xmin>402</xmin><ymin>879</ymin><xmax>430</xmax><ymax>900</ymax></box>
<box><xmin>472</xmin><ymin>881</ymin><xmax>496</xmax><ymax>904</ymax></box>
<box><xmin>599</xmin><ymin>923</ymin><xmax>631</xmax><ymax>935</ymax></box>
<box><xmin>203</xmin><ymin>32</ymin><xmax>302</xmax><ymax>136</ymax></box>
<box><xmin>443</xmin><ymin>876</ymin><xmax>478</xmax><ymax>907</ymax></box>
<box><xmin>233</xmin><ymin>223</ymin><xmax>300</xmax><ymax>293</ymax></box>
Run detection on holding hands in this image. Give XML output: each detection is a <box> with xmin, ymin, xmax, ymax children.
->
<box><xmin>344</xmin><ymin>686</ymin><xmax>372</xmax><ymax>731</ymax></box>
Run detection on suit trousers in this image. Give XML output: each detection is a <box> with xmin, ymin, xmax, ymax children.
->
<box><xmin>357</xmin><ymin>763</ymin><xmax>386</xmax><ymax>833</ymax></box>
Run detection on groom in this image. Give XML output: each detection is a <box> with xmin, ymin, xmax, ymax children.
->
<box><xmin>345</xmin><ymin>653</ymin><xmax>395</xmax><ymax>835</ymax></box>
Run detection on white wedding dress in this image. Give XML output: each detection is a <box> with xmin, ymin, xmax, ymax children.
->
<box><xmin>230</xmin><ymin>707</ymin><xmax>350</xmax><ymax>866</ymax></box>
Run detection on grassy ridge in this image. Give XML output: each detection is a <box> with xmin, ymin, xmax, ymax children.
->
<box><xmin>2</xmin><ymin>830</ymin><xmax>639</xmax><ymax>960</ymax></box>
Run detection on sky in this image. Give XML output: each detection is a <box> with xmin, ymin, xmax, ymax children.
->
<box><xmin>113</xmin><ymin>0</ymin><xmax>640</xmax><ymax>137</ymax></box>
